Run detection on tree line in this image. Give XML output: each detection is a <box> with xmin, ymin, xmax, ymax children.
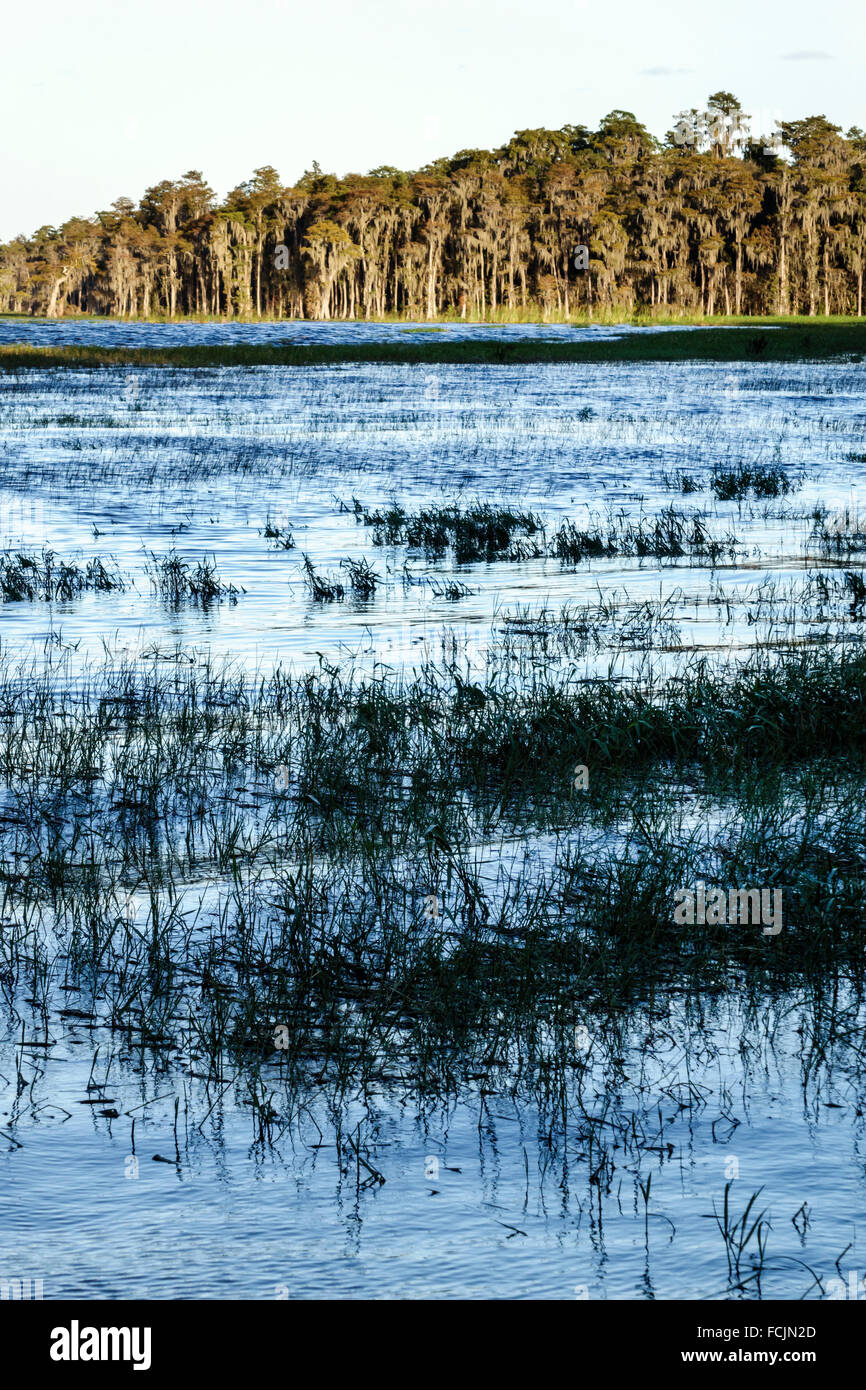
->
<box><xmin>3</xmin><ymin>93</ymin><xmax>866</xmax><ymax>321</ymax></box>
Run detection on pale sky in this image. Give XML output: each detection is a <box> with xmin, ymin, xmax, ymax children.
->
<box><xmin>1</xmin><ymin>0</ymin><xmax>863</xmax><ymax>241</ymax></box>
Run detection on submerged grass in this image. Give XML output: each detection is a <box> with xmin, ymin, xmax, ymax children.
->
<box><xmin>0</xmin><ymin>640</ymin><xmax>862</xmax><ymax>900</ymax></box>
<box><xmin>1</xmin><ymin>350</ymin><xmax>866</xmax><ymax>1296</ymax></box>
<box><xmin>810</xmin><ymin>505</ymin><xmax>866</xmax><ymax>558</ymax></box>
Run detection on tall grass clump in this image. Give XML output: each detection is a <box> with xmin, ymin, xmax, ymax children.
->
<box><xmin>146</xmin><ymin>549</ymin><xmax>240</xmax><ymax>604</ymax></box>
<box><xmin>301</xmin><ymin>556</ymin><xmax>345</xmax><ymax>600</ymax></box>
<box><xmin>810</xmin><ymin>505</ymin><xmax>866</xmax><ymax>558</ymax></box>
<box><xmin>551</xmin><ymin>508</ymin><xmax>736</xmax><ymax>565</ymax></box>
<box><xmin>0</xmin><ymin>549</ymin><xmax>124</xmax><ymax>601</ymax></box>
<box><xmin>262</xmin><ymin>514</ymin><xmax>295</xmax><ymax>549</ymax></box>
<box><xmin>345</xmin><ymin>499</ymin><xmax>544</xmax><ymax>561</ymax></box>
<box><xmin>711</xmin><ymin>463</ymin><xmax>793</xmax><ymax>500</ymax></box>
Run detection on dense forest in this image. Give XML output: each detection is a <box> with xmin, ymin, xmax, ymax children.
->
<box><xmin>3</xmin><ymin>93</ymin><xmax>866</xmax><ymax>320</ymax></box>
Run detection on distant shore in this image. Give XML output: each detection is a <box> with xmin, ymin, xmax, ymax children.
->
<box><xmin>1</xmin><ymin>320</ymin><xmax>865</xmax><ymax>368</ymax></box>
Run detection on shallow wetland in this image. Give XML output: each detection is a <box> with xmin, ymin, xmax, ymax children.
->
<box><xmin>1</xmin><ymin>321</ymin><xmax>865</xmax><ymax>1299</ymax></box>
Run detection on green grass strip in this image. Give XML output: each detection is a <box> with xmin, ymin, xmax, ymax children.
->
<box><xmin>2</xmin><ymin>322</ymin><xmax>866</xmax><ymax>369</ymax></box>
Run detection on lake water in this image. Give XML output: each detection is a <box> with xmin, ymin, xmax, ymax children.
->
<box><xmin>0</xmin><ymin>316</ymin><xmax>707</xmax><ymax>348</ymax></box>
<box><xmin>0</xmin><ymin>345</ymin><xmax>864</xmax><ymax>1300</ymax></box>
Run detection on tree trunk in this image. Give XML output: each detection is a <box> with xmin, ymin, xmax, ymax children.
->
<box><xmin>46</xmin><ymin>270</ymin><xmax>67</xmax><ymax>318</ymax></box>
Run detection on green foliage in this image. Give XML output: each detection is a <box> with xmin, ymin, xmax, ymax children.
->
<box><xmin>4</xmin><ymin>93</ymin><xmax>866</xmax><ymax>321</ymax></box>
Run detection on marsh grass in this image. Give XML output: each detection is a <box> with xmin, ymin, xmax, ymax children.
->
<box><xmin>301</xmin><ymin>556</ymin><xmax>345</xmax><ymax>600</ymax></box>
<box><xmin>552</xmin><ymin>508</ymin><xmax>737</xmax><ymax>564</ymax></box>
<box><xmin>711</xmin><ymin>463</ymin><xmax>793</xmax><ymax>500</ymax></box>
<box><xmin>262</xmin><ymin>514</ymin><xmax>295</xmax><ymax>549</ymax></box>
<box><xmin>0</xmin><ymin>549</ymin><xmax>124</xmax><ymax>601</ymax></box>
<box><xmin>0</xmin><ymin>640</ymin><xmax>863</xmax><ymax>928</ymax></box>
<box><xmin>711</xmin><ymin>1183</ymin><xmax>771</xmax><ymax>1280</ymax></box>
<box><xmin>429</xmin><ymin>577</ymin><xmax>474</xmax><ymax>600</ymax></box>
<box><xmin>810</xmin><ymin>505</ymin><xmax>866</xmax><ymax>559</ymax></box>
<box><xmin>346</xmin><ymin>498</ymin><xmax>544</xmax><ymax>562</ymax></box>
<box><xmin>0</xmin><ymin>633</ymin><xmax>862</xmax><ymax>1296</ymax></box>
<box><xmin>340</xmin><ymin>556</ymin><xmax>379</xmax><ymax>598</ymax></box>
<box><xmin>146</xmin><ymin>549</ymin><xmax>240</xmax><ymax>604</ymax></box>
<box><xmin>343</xmin><ymin>499</ymin><xmax>738</xmax><ymax>568</ymax></box>
<box><xmin>668</xmin><ymin>470</ymin><xmax>701</xmax><ymax>494</ymax></box>
<box><xmin>1</xmin><ymin>352</ymin><xmax>866</xmax><ymax>1297</ymax></box>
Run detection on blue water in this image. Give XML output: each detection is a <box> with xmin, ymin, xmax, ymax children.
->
<box><xmin>0</xmin><ymin>350</ymin><xmax>863</xmax><ymax>1301</ymax></box>
<box><xmin>0</xmin><ymin>317</ymin><xmax>707</xmax><ymax>348</ymax></box>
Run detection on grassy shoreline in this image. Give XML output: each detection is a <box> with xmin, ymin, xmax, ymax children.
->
<box><xmin>2</xmin><ymin>321</ymin><xmax>866</xmax><ymax>368</ymax></box>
